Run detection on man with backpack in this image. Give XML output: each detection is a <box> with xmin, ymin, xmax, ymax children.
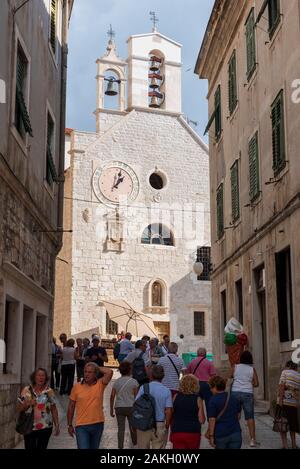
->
<box><xmin>124</xmin><ymin>340</ymin><xmax>151</xmax><ymax>385</ymax></box>
<box><xmin>132</xmin><ymin>365</ymin><xmax>173</xmax><ymax>449</ymax></box>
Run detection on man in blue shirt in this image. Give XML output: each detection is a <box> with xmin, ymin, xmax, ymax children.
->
<box><xmin>135</xmin><ymin>365</ymin><xmax>173</xmax><ymax>449</ymax></box>
<box><xmin>117</xmin><ymin>332</ymin><xmax>134</xmax><ymax>363</ymax></box>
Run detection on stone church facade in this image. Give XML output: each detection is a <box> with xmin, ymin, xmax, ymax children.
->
<box><xmin>54</xmin><ymin>29</ymin><xmax>212</xmax><ymax>353</ymax></box>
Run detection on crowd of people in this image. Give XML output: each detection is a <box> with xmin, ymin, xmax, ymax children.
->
<box><xmin>16</xmin><ymin>332</ymin><xmax>300</xmax><ymax>450</ymax></box>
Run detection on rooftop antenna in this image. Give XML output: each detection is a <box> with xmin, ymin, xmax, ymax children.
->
<box><xmin>150</xmin><ymin>11</ymin><xmax>159</xmax><ymax>32</ymax></box>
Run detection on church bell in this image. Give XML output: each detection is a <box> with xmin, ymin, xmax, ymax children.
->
<box><xmin>149</xmin><ymin>56</ymin><xmax>162</xmax><ymax>72</ymax></box>
<box><xmin>105</xmin><ymin>77</ymin><xmax>119</xmax><ymax>96</ymax></box>
<box><xmin>149</xmin><ymin>77</ymin><xmax>159</xmax><ymax>89</ymax></box>
<box><xmin>149</xmin><ymin>96</ymin><xmax>161</xmax><ymax>108</ymax></box>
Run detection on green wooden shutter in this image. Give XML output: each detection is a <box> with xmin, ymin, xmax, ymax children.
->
<box><xmin>231</xmin><ymin>161</ymin><xmax>240</xmax><ymax>222</ymax></box>
<box><xmin>214</xmin><ymin>85</ymin><xmax>222</xmax><ymax>138</ymax></box>
<box><xmin>46</xmin><ymin>113</ymin><xmax>58</xmax><ymax>184</ymax></box>
<box><xmin>15</xmin><ymin>46</ymin><xmax>33</xmax><ymax>137</ymax></box>
<box><xmin>217</xmin><ymin>183</ymin><xmax>224</xmax><ymax>239</ymax></box>
<box><xmin>228</xmin><ymin>50</ymin><xmax>237</xmax><ymax>114</ymax></box>
<box><xmin>50</xmin><ymin>0</ymin><xmax>57</xmax><ymax>53</ymax></box>
<box><xmin>249</xmin><ymin>132</ymin><xmax>260</xmax><ymax>201</ymax></box>
<box><xmin>246</xmin><ymin>9</ymin><xmax>256</xmax><ymax>80</ymax></box>
<box><xmin>268</xmin><ymin>0</ymin><xmax>280</xmax><ymax>36</ymax></box>
<box><xmin>271</xmin><ymin>90</ymin><xmax>285</xmax><ymax>175</ymax></box>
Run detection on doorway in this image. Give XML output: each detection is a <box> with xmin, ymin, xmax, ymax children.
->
<box><xmin>154</xmin><ymin>321</ymin><xmax>170</xmax><ymax>343</ymax></box>
<box><xmin>253</xmin><ymin>266</ymin><xmax>268</xmax><ymax>400</ymax></box>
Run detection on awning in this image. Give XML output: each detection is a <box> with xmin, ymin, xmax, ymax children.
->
<box><xmin>100</xmin><ymin>299</ymin><xmax>158</xmax><ymax>339</ymax></box>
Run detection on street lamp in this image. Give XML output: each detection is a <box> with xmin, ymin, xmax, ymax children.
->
<box><xmin>193</xmin><ymin>259</ymin><xmax>204</xmax><ymax>276</ymax></box>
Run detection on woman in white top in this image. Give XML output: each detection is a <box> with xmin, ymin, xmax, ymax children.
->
<box><xmin>231</xmin><ymin>351</ymin><xmax>259</xmax><ymax>447</ymax></box>
<box><xmin>60</xmin><ymin>338</ymin><xmax>76</xmax><ymax>395</ymax></box>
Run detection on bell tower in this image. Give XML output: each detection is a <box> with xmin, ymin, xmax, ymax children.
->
<box><xmin>127</xmin><ymin>14</ymin><xmax>182</xmax><ymax>114</ymax></box>
<box><xmin>95</xmin><ymin>26</ymin><xmax>127</xmax><ymax>133</ymax></box>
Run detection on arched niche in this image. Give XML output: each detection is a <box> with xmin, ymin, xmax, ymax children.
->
<box><xmin>146</xmin><ymin>278</ymin><xmax>169</xmax><ymax>314</ymax></box>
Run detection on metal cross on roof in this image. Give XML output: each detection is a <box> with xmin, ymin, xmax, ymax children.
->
<box><xmin>150</xmin><ymin>11</ymin><xmax>159</xmax><ymax>32</ymax></box>
<box><xmin>107</xmin><ymin>24</ymin><xmax>115</xmax><ymax>42</ymax></box>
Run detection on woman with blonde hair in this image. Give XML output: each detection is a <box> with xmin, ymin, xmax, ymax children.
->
<box><xmin>170</xmin><ymin>374</ymin><xmax>205</xmax><ymax>449</ymax></box>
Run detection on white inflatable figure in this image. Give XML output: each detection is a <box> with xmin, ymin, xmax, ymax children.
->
<box><xmin>224</xmin><ymin>317</ymin><xmax>243</xmax><ymax>335</ymax></box>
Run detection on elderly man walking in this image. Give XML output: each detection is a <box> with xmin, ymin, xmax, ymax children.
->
<box><xmin>158</xmin><ymin>342</ymin><xmax>184</xmax><ymax>395</ymax></box>
<box><xmin>186</xmin><ymin>347</ymin><xmax>216</xmax><ymax>409</ymax></box>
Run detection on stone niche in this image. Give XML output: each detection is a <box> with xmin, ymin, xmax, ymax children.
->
<box><xmin>145</xmin><ymin>278</ymin><xmax>169</xmax><ymax>314</ymax></box>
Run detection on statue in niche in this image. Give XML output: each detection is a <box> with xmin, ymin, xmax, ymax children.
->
<box><xmin>106</xmin><ymin>208</ymin><xmax>125</xmax><ymax>252</ymax></box>
<box><xmin>152</xmin><ymin>282</ymin><xmax>162</xmax><ymax>307</ymax></box>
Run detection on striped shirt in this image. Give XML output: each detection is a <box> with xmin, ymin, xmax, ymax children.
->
<box><xmin>158</xmin><ymin>354</ymin><xmax>184</xmax><ymax>391</ymax></box>
<box><xmin>279</xmin><ymin>369</ymin><xmax>300</xmax><ymax>407</ymax></box>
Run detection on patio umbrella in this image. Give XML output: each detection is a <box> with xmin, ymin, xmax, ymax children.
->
<box><xmin>99</xmin><ymin>299</ymin><xmax>158</xmax><ymax>339</ymax></box>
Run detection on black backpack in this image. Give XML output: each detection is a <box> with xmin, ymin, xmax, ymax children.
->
<box><xmin>113</xmin><ymin>342</ymin><xmax>121</xmax><ymax>359</ymax></box>
<box><xmin>131</xmin><ymin>383</ymin><xmax>156</xmax><ymax>431</ymax></box>
<box><xmin>132</xmin><ymin>351</ymin><xmax>147</xmax><ymax>384</ymax></box>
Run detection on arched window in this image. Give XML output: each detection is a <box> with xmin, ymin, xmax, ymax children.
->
<box><xmin>141</xmin><ymin>224</ymin><xmax>174</xmax><ymax>246</ymax></box>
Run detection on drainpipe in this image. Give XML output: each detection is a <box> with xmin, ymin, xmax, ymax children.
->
<box><xmin>57</xmin><ymin>0</ymin><xmax>69</xmax><ymax>250</ymax></box>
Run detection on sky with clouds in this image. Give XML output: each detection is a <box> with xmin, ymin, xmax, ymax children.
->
<box><xmin>66</xmin><ymin>0</ymin><xmax>215</xmax><ymax>140</ymax></box>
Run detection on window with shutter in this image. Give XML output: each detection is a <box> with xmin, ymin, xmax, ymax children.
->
<box><xmin>15</xmin><ymin>44</ymin><xmax>33</xmax><ymax>138</ymax></box>
<box><xmin>249</xmin><ymin>132</ymin><xmax>260</xmax><ymax>201</ymax></box>
<box><xmin>231</xmin><ymin>160</ymin><xmax>240</xmax><ymax>222</ymax></box>
<box><xmin>50</xmin><ymin>0</ymin><xmax>57</xmax><ymax>54</ymax></box>
<box><xmin>268</xmin><ymin>0</ymin><xmax>280</xmax><ymax>37</ymax></box>
<box><xmin>46</xmin><ymin>112</ymin><xmax>58</xmax><ymax>185</ymax></box>
<box><xmin>271</xmin><ymin>90</ymin><xmax>285</xmax><ymax>175</ymax></box>
<box><xmin>228</xmin><ymin>50</ymin><xmax>237</xmax><ymax>115</ymax></box>
<box><xmin>217</xmin><ymin>183</ymin><xmax>224</xmax><ymax>240</ymax></box>
<box><xmin>194</xmin><ymin>312</ymin><xmax>205</xmax><ymax>336</ymax></box>
<box><xmin>215</xmin><ymin>85</ymin><xmax>222</xmax><ymax>139</ymax></box>
<box><xmin>245</xmin><ymin>9</ymin><xmax>256</xmax><ymax>80</ymax></box>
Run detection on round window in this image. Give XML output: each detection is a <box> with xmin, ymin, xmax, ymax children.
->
<box><xmin>149</xmin><ymin>173</ymin><xmax>165</xmax><ymax>190</ymax></box>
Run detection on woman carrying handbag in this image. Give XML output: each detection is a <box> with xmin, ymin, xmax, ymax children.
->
<box><xmin>16</xmin><ymin>368</ymin><xmax>60</xmax><ymax>449</ymax></box>
<box><xmin>207</xmin><ymin>376</ymin><xmax>242</xmax><ymax>449</ymax></box>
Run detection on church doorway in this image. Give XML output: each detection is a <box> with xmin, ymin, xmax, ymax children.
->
<box><xmin>154</xmin><ymin>321</ymin><xmax>170</xmax><ymax>343</ymax></box>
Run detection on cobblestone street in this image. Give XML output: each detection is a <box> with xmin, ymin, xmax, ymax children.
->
<box><xmin>15</xmin><ymin>371</ymin><xmax>300</xmax><ymax>450</ymax></box>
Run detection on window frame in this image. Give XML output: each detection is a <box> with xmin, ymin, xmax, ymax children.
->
<box><xmin>228</xmin><ymin>50</ymin><xmax>238</xmax><ymax>115</ymax></box>
<box><xmin>231</xmin><ymin>160</ymin><xmax>240</xmax><ymax>223</ymax></box>
<box><xmin>214</xmin><ymin>85</ymin><xmax>222</xmax><ymax>139</ymax></box>
<box><xmin>194</xmin><ymin>311</ymin><xmax>205</xmax><ymax>337</ymax></box>
<box><xmin>268</xmin><ymin>0</ymin><xmax>281</xmax><ymax>39</ymax></box>
<box><xmin>248</xmin><ymin>131</ymin><xmax>260</xmax><ymax>202</ymax></box>
<box><xmin>245</xmin><ymin>8</ymin><xmax>257</xmax><ymax>81</ymax></box>
<box><xmin>216</xmin><ymin>183</ymin><xmax>224</xmax><ymax>240</ymax></box>
<box><xmin>271</xmin><ymin>89</ymin><xmax>286</xmax><ymax>176</ymax></box>
<box><xmin>45</xmin><ymin>102</ymin><xmax>58</xmax><ymax>191</ymax></box>
<box><xmin>141</xmin><ymin>223</ymin><xmax>174</xmax><ymax>247</ymax></box>
<box><xmin>11</xmin><ymin>28</ymin><xmax>32</xmax><ymax>151</ymax></box>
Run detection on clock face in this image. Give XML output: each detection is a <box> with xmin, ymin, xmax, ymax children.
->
<box><xmin>92</xmin><ymin>162</ymin><xmax>139</xmax><ymax>205</ymax></box>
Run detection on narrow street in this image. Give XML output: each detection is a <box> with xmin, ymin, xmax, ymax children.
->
<box><xmin>15</xmin><ymin>370</ymin><xmax>300</xmax><ymax>450</ymax></box>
